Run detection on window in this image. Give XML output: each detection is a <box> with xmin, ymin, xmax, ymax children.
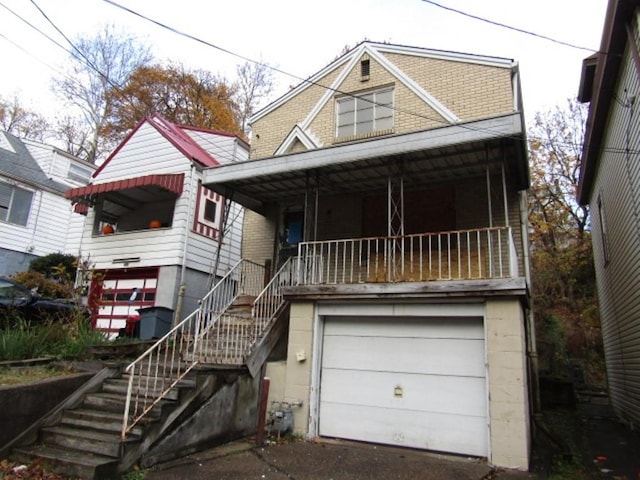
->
<box><xmin>597</xmin><ymin>194</ymin><xmax>610</xmax><ymax>265</ymax></box>
<box><xmin>336</xmin><ymin>87</ymin><xmax>393</xmax><ymax>137</ymax></box>
<box><xmin>0</xmin><ymin>182</ymin><xmax>33</xmax><ymax>226</ymax></box>
<box><xmin>67</xmin><ymin>163</ymin><xmax>92</xmax><ymax>183</ymax></box>
<box><xmin>204</xmin><ymin>199</ymin><xmax>217</xmax><ymax>223</ymax></box>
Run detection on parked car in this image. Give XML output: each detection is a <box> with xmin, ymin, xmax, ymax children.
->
<box><xmin>0</xmin><ymin>277</ymin><xmax>89</xmax><ymax>323</ymax></box>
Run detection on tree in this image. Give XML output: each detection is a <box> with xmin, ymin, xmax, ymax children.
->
<box><xmin>527</xmin><ymin>98</ymin><xmax>603</xmax><ymax>384</ymax></box>
<box><xmin>235</xmin><ymin>59</ymin><xmax>275</xmax><ymax>135</ymax></box>
<box><xmin>0</xmin><ymin>94</ymin><xmax>49</xmax><ymax>141</ymax></box>
<box><xmin>102</xmin><ymin>64</ymin><xmax>242</xmax><ymax>140</ymax></box>
<box><xmin>53</xmin><ymin>24</ymin><xmax>153</xmax><ymax>163</ymax></box>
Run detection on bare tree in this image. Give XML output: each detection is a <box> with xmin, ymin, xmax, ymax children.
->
<box><xmin>235</xmin><ymin>58</ymin><xmax>275</xmax><ymax>136</ymax></box>
<box><xmin>53</xmin><ymin>24</ymin><xmax>152</xmax><ymax>163</ymax></box>
<box><xmin>0</xmin><ymin>94</ymin><xmax>49</xmax><ymax>141</ymax></box>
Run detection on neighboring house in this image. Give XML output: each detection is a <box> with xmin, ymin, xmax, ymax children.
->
<box><xmin>0</xmin><ymin>131</ymin><xmax>95</xmax><ymax>276</ymax></box>
<box><xmin>577</xmin><ymin>0</ymin><xmax>640</xmax><ymax>427</ymax></box>
<box><xmin>64</xmin><ymin>114</ymin><xmax>248</xmax><ymax>336</ymax></box>
<box><xmin>202</xmin><ymin>41</ymin><xmax>533</xmax><ymax>469</ymax></box>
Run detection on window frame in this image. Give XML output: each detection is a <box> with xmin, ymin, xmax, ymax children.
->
<box><xmin>336</xmin><ymin>86</ymin><xmax>394</xmax><ymax>138</ymax></box>
<box><xmin>0</xmin><ymin>182</ymin><xmax>33</xmax><ymax>227</ymax></box>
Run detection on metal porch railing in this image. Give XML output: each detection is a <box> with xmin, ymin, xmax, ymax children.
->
<box><xmin>296</xmin><ymin>226</ymin><xmax>518</xmax><ymax>285</ymax></box>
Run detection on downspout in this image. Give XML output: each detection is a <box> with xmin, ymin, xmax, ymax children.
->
<box><xmin>520</xmin><ymin>190</ymin><xmax>541</xmax><ymax>414</ymax></box>
<box><xmin>173</xmin><ymin>163</ymin><xmax>195</xmax><ymax>327</ymax></box>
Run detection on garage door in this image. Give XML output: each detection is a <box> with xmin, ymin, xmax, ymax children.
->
<box><xmin>92</xmin><ymin>268</ymin><xmax>158</xmax><ymax>337</ymax></box>
<box><xmin>319</xmin><ymin>316</ymin><xmax>488</xmax><ymax>457</ymax></box>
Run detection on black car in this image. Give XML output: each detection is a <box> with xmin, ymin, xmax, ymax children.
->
<box><xmin>0</xmin><ymin>277</ymin><xmax>89</xmax><ymax>323</ymax></box>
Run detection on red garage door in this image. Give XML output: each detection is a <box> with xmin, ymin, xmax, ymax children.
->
<box><xmin>91</xmin><ymin>268</ymin><xmax>158</xmax><ymax>337</ymax></box>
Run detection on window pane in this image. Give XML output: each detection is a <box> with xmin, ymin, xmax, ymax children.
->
<box><xmin>337</xmin><ymin>110</ymin><xmax>354</xmax><ymax>127</ymax></box>
<box><xmin>376</xmin><ymin>117</ymin><xmax>393</xmax><ymax>130</ymax></box>
<box><xmin>0</xmin><ymin>183</ymin><xmax>11</xmax><ymax>208</ymax></box>
<box><xmin>356</xmin><ymin>120</ymin><xmax>373</xmax><ymax>135</ymax></box>
<box><xmin>337</xmin><ymin>125</ymin><xmax>353</xmax><ymax>137</ymax></box>
<box><xmin>376</xmin><ymin>89</ymin><xmax>393</xmax><ymax>105</ymax></box>
<box><xmin>204</xmin><ymin>199</ymin><xmax>217</xmax><ymax>222</ymax></box>
<box><xmin>375</xmin><ymin>105</ymin><xmax>393</xmax><ymax>120</ymax></box>
<box><xmin>8</xmin><ymin>187</ymin><xmax>32</xmax><ymax>226</ymax></box>
<box><xmin>358</xmin><ymin>106</ymin><xmax>374</xmax><ymax>122</ymax></box>
<box><xmin>338</xmin><ymin>98</ymin><xmax>354</xmax><ymax>114</ymax></box>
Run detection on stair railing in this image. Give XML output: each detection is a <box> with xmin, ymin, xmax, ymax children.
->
<box><xmin>121</xmin><ymin>259</ymin><xmax>265</xmax><ymax>439</ymax></box>
<box><xmin>250</xmin><ymin>257</ymin><xmax>297</xmax><ymax>344</ymax></box>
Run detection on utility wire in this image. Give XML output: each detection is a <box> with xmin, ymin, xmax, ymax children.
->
<box><xmin>419</xmin><ymin>0</ymin><xmax>600</xmax><ymax>53</ymax></box>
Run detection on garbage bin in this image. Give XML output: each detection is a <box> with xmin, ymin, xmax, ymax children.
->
<box><xmin>138</xmin><ymin>306</ymin><xmax>174</xmax><ymax>340</ymax></box>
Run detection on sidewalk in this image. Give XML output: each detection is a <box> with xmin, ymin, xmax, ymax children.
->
<box><xmin>145</xmin><ymin>439</ymin><xmax>541</xmax><ymax>480</ymax></box>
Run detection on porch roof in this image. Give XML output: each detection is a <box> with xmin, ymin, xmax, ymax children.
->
<box><xmin>202</xmin><ymin>113</ymin><xmax>528</xmax><ymax>213</ymax></box>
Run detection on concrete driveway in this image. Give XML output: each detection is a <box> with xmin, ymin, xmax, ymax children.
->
<box><xmin>145</xmin><ymin>439</ymin><xmax>541</xmax><ymax>480</ymax></box>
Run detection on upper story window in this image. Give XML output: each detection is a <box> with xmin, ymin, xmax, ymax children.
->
<box><xmin>67</xmin><ymin>163</ymin><xmax>93</xmax><ymax>183</ymax></box>
<box><xmin>0</xmin><ymin>182</ymin><xmax>33</xmax><ymax>226</ymax></box>
<box><xmin>336</xmin><ymin>87</ymin><xmax>393</xmax><ymax>138</ymax></box>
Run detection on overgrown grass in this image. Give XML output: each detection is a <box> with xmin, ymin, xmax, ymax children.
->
<box><xmin>0</xmin><ymin>311</ymin><xmax>107</xmax><ymax>362</ymax></box>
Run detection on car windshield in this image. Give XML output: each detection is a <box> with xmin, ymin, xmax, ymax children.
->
<box><xmin>0</xmin><ymin>279</ymin><xmax>31</xmax><ymax>304</ymax></box>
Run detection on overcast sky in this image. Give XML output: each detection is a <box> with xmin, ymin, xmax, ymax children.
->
<box><xmin>0</xmin><ymin>0</ymin><xmax>607</xmax><ymax>124</ymax></box>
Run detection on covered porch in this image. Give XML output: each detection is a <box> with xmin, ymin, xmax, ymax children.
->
<box><xmin>202</xmin><ymin>113</ymin><xmax>529</xmax><ymax>286</ymax></box>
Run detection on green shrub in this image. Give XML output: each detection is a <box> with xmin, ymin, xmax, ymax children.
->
<box><xmin>10</xmin><ymin>270</ymin><xmax>73</xmax><ymax>299</ymax></box>
<box><xmin>29</xmin><ymin>252</ymin><xmax>78</xmax><ymax>283</ymax></box>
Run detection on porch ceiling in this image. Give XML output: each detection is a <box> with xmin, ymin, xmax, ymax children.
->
<box><xmin>202</xmin><ymin>113</ymin><xmax>528</xmax><ymax>213</ymax></box>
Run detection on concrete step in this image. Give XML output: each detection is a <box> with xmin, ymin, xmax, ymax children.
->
<box><xmin>82</xmin><ymin>391</ymin><xmax>128</xmax><ymax>413</ymax></box>
<box><xmin>12</xmin><ymin>444</ymin><xmax>119</xmax><ymax>480</ymax></box>
<box><xmin>103</xmin><ymin>378</ymin><xmax>187</xmax><ymax>401</ymax></box>
<box><xmin>61</xmin><ymin>408</ymin><xmax>146</xmax><ymax>436</ymax></box>
<box><xmin>40</xmin><ymin>425</ymin><xmax>129</xmax><ymax>458</ymax></box>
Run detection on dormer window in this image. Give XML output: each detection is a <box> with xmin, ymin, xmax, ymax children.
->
<box><xmin>336</xmin><ymin>87</ymin><xmax>394</xmax><ymax>138</ymax></box>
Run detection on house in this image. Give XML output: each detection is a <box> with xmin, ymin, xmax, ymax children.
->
<box><xmin>577</xmin><ymin>0</ymin><xmax>640</xmax><ymax>427</ymax></box>
<box><xmin>201</xmin><ymin>41</ymin><xmax>534</xmax><ymax>469</ymax></box>
<box><xmin>64</xmin><ymin>114</ymin><xmax>248</xmax><ymax>336</ymax></box>
<box><xmin>0</xmin><ymin>131</ymin><xmax>95</xmax><ymax>277</ymax></box>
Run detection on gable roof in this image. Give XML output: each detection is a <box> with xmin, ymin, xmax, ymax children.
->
<box><xmin>578</xmin><ymin>0</ymin><xmax>639</xmax><ymax>204</ymax></box>
<box><xmin>0</xmin><ymin>131</ymin><xmax>69</xmax><ymax>194</ymax></box>
<box><xmin>251</xmin><ymin>41</ymin><xmax>516</xmax><ymax>127</ymax></box>
<box><xmin>93</xmin><ymin>113</ymin><xmax>222</xmax><ymax>177</ymax></box>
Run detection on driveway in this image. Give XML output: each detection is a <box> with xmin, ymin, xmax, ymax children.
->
<box><xmin>145</xmin><ymin>439</ymin><xmax>541</xmax><ymax>480</ymax></box>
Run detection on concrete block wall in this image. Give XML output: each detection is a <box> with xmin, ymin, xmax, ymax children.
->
<box><xmin>485</xmin><ymin>298</ymin><xmax>530</xmax><ymax>469</ymax></box>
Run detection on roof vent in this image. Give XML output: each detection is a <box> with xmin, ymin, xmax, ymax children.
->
<box><xmin>360</xmin><ymin>59</ymin><xmax>370</xmax><ymax>81</ymax></box>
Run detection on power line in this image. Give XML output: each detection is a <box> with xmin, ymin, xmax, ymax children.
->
<box><xmin>419</xmin><ymin>0</ymin><xmax>599</xmax><ymax>53</ymax></box>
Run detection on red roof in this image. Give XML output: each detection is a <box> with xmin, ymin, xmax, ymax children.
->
<box><xmin>65</xmin><ymin>173</ymin><xmax>185</xmax><ymax>205</ymax></box>
<box><xmin>92</xmin><ymin>114</ymin><xmax>220</xmax><ymax>177</ymax></box>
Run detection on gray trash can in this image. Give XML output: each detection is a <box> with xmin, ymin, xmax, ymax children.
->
<box><xmin>138</xmin><ymin>306</ymin><xmax>174</xmax><ymax>340</ymax></box>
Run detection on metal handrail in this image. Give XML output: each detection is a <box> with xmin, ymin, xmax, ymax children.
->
<box><xmin>120</xmin><ymin>259</ymin><xmax>264</xmax><ymax>439</ymax></box>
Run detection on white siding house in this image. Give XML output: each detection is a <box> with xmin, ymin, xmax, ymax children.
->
<box><xmin>65</xmin><ymin>114</ymin><xmax>248</xmax><ymax>336</ymax></box>
<box><xmin>0</xmin><ymin>131</ymin><xmax>95</xmax><ymax>276</ymax></box>
<box><xmin>578</xmin><ymin>0</ymin><xmax>640</xmax><ymax>427</ymax></box>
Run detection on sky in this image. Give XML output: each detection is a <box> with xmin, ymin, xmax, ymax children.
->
<box><xmin>0</xmin><ymin>0</ymin><xmax>608</xmax><ymax>126</ymax></box>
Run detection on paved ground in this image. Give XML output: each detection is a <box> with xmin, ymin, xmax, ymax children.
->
<box><xmin>145</xmin><ymin>439</ymin><xmax>541</xmax><ymax>480</ymax></box>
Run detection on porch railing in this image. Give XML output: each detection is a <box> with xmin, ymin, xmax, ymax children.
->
<box><xmin>120</xmin><ymin>259</ymin><xmax>265</xmax><ymax>439</ymax></box>
<box><xmin>296</xmin><ymin>226</ymin><xmax>517</xmax><ymax>285</ymax></box>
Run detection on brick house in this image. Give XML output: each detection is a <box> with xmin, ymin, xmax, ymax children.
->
<box><xmin>201</xmin><ymin>41</ymin><xmax>534</xmax><ymax>469</ymax></box>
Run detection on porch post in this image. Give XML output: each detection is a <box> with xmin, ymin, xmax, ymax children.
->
<box><xmin>303</xmin><ymin>171</ymin><xmax>319</xmax><ymax>242</ymax></box>
<box><xmin>388</xmin><ymin>161</ymin><xmax>405</xmax><ymax>280</ymax></box>
<box><xmin>501</xmin><ymin>162</ymin><xmax>509</xmax><ymax>227</ymax></box>
<box><xmin>486</xmin><ymin>166</ymin><xmax>493</xmax><ymax>228</ymax></box>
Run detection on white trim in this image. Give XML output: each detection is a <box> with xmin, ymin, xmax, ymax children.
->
<box><xmin>316</xmin><ymin>302</ymin><xmax>484</xmax><ymax>317</ymax></box>
<box><xmin>308</xmin><ymin>310</ymin><xmax>324</xmax><ymax>438</ymax></box>
<box><xmin>274</xmin><ymin>125</ymin><xmax>322</xmax><ymax>155</ymax></box>
<box><xmin>250</xmin><ymin>42</ymin><xmax>513</xmax><ymax>125</ymax></box>
<box><xmin>483</xmin><ymin>302</ymin><xmax>493</xmax><ymax>464</ymax></box>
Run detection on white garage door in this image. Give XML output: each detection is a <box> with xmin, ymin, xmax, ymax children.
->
<box><xmin>319</xmin><ymin>316</ymin><xmax>488</xmax><ymax>457</ymax></box>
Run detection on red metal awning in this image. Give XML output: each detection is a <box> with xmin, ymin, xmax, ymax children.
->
<box><xmin>65</xmin><ymin>173</ymin><xmax>185</xmax><ymax>206</ymax></box>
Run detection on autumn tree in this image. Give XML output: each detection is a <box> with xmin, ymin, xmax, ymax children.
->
<box><xmin>102</xmin><ymin>64</ymin><xmax>242</xmax><ymax>141</ymax></box>
<box><xmin>528</xmin><ymin>98</ymin><xmax>602</xmax><ymax>384</ymax></box>
<box><xmin>0</xmin><ymin>94</ymin><xmax>49</xmax><ymax>141</ymax></box>
<box><xmin>235</xmin><ymin>59</ymin><xmax>275</xmax><ymax>135</ymax></box>
<box><xmin>53</xmin><ymin>25</ymin><xmax>153</xmax><ymax>163</ymax></box>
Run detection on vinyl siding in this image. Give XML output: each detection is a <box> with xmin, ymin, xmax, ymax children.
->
<box><xmin>588</xmin><ymin>24</ymin><xmax>640</xmax><ymax>425</ymax></box>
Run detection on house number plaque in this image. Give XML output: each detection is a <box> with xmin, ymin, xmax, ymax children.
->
<box><xmin>394</xmin><ymin>385</ymin><xmax>403</xmax><ymax>398</ymax></box>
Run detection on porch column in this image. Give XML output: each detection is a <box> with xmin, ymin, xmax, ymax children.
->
<box><xmin>303</xmin><ymin>171</ymin><xmax>319</xmax><ymax>242</ymax></box>
<box><xmin>388</xmin><ymin>161</ymin><xmax>404</xmax><ymax>280</ymax></box>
